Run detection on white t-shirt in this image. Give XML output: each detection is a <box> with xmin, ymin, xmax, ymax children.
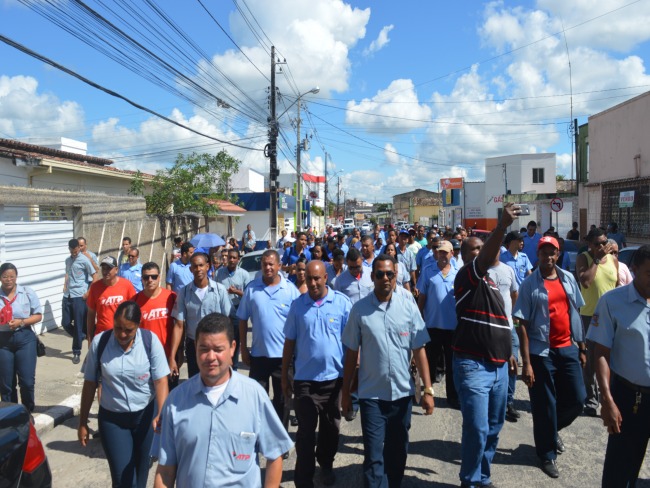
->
<box><xmin>203</xmin><ymin>379</ymin><xmax>230</xmax><ymax>407</ymax></box>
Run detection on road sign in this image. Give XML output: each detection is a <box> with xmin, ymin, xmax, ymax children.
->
<box><xmin>550</xmin><ymin>197</ymin><xmax>563</xmax><ymax>212</ymax></box>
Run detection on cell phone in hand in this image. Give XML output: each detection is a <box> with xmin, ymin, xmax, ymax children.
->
<box><xmin>518</xmin><ymin>204</ymin><xmax>530</xmax><ymax>216</ymax></box>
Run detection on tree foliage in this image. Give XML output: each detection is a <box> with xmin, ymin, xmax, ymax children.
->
<box><xmin>375</xmin><ymin>203</ymin><xmax>391</xmax><ymax>213</ymax></box>
<box><xmin>130</xmin><ymin>151</ymin><xmax>241</xmax><ymax>216</ymax></box>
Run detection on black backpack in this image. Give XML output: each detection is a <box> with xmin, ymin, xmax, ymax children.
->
<box><xmin>95</xmin><ymin>328</ymin><xmax>153</xmax><ymax>380</ymax></box>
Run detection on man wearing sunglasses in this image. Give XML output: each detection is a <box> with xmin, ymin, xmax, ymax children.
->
<box><xmin>342</xmin><ymin>254</ymin><xmax>434</xmax><ymax>488</ymax></box>
<box><xmin>118</xmin><ymin>247</ymin><xmax>143</xmax><ymax>292</ymax></box>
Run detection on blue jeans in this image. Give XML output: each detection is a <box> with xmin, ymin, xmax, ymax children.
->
<box><xmin>529</xmin><ymin>346</ymin><xmax>585</xmax><ymax>461</ymax></box>
<box><xmin>359</xmin><ymin>396</ymin><xmax>412</xmax><ymax>488</ymax></box>
<box><xmin>98</xmin><ymin>402</ymin><xmax>154</xmax><ymax>488</ymax></box>
<box><xmin>508</xmin><ymin>331</ymin><xmax>520</xmax><ymax>405</ymax></box>
<box><xmin>62</xmin><ymin>296</ymin><xmax>87</xmax><ymax>355</ymax></box>
<box><xmin>0</xmin><ymin>328</ymin><xmax>37</xmax><ymax>412</ymax></box>
<box><xmin>453</xmin><ymin>355</ymin><xmax>508</xmax><ymax>486</ymax></box>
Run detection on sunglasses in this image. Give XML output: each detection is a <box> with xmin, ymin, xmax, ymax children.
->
<box><xmin>128</xmin><ymin>254</ymin><xmax>138</xmax><ymax>258</ymax></box>
<box><xmin>374</xmin><ymin>270</ymin><xmax>396</xmax><ymax>280</ymax></box>
<box><xmin>142</xmin><ymin>274</ymin><xmax>159</xmax><ymax>281</ymax></box>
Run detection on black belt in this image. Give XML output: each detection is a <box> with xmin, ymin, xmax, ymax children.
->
<box><xmin>454</xmin><ymin>352</ymin><xmax>505</xmax><ymax>365</ymax></box>
<box><xmin>614</xmin><ymin>374</ymin><xmax>650</xmax><ymax>394</ymax></box>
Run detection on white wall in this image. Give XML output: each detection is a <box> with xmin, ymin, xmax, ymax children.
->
<box><xmin>464</xmin><ymin>182</ymin><xmax>486</xmax><ymax>219</ymax></box>
<box><xmin>231</xmin><ymin>168</ymin><xmax>265</xmax><ymax>193</ymax></box>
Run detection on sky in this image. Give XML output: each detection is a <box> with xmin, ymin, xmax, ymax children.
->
<box><xmin>2</xmin><ymin>0</ymin><xmax>650</xmax><ymax>202</ymax></box>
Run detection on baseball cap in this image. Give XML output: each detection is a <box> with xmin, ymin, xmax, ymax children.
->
<box><xmin>408</xmin><ymin>227</ymin><xmax>416</xmax><ymax>234</ymax></box>
<box><xmin>537</xmin><ymin>236</ymin><xmax>559</xmax><ymax>250</ymax></box>
<box><xmin>399</xmin><ymin>229</ymin><xmax>410</xmax><ymax>236</ymax></box>
<box><xmin>438</xmin><ymin>240</ymin><xmax>453</xmax><ymax>253</ymax></box>
<box><xmin>100</xmin><ymin>256</ymin><xmax>118</xmax><ymax>268</ymax></box>
<box><xmin>450</xmin><ymin>238</ymin><xmax>461</xmax><ymax>250</ymax></box>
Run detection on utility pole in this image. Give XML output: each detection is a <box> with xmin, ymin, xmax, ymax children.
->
<box><xmin>323</xmin><ymin>152</ymin><xmax>328</xmax><ymax>222</ymax></box>
<box><xmin>267</xmin><ymin>46</ymin><xmax>279</xmax><ymax>243</ymax></box>
<box><xmin>336</xmin><ymin>176</ymin><xmax>341</xmax><ymax>222</ymax></box>
<box><xmin>295</xmin><ymin>98</ymin><xmax>302</xmax><ymax>231</ymax></box>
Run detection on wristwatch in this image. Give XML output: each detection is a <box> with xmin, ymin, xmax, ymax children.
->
<box><xmin>579</xmin><ymin>347</ymin><xmax>588</xmax><ymax>354</ymax></box>
<box><xmin>423</xmin><ymin>386</ymin><xmax>434</xmax><ymax>397</ymax></box>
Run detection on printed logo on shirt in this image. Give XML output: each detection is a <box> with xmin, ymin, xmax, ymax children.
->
<box><xmin>142</xmin><ymin>308</ymin><xmax>168</xmax><ymax>321</ymax></box>
<box><xmin>100</xmin><ymin>295</ymin><xmax>125</xmax><ymax>306</ymax></box>
<box><xmin>399</xmin><ymin>331</ymin><xmax>409</xmax><ymax>337</ymax></box>
<box><xmin>591</xmin><ymin>314</ymin><xmax>599</xmax><ymax>327</ymax></box>
<box><xmin>137</xmin><ymin>372</ymin><xmax>150</xmax><ymax>381</ymax></box>
<box><xmin>232</xmin><ymin>451</ymin><xmax>251</xmax><ymax>461</ymax></box>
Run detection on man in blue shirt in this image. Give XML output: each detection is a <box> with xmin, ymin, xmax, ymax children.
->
<box><xmin>242</xmin><ymin>224</ymin><xmax>257</xmax><ymax>254</ymax></box>
<box><xmin>282</xmin><ymin>261</ymin><xmax>351</xmax><ymax>487</ymax></box>
<box><xmin>587</xmin><ymin>245</ymin><xmax>650</xmax><ymax>487</ymax></box>
<box><xmin>333</xmin><ymin>248</ymin><xmax>373</xmax><ymax>305</ymax></box>
<box><xmin>500</xmin><ymin>231</ymin><xmax>533</xmax><ymax>285</ymax></box>
<box><xmin>166</xmin><ymin>243</ymin><xmax>194</xmax><ymax>293</ymax></box>
<box><xmin>119</xmin><ymin>247</ymin><xmax>143</xmax><ymax>292</ymax></box>
<box><xmin>342</xmin><ymin>254</ymin><xmax>434</xmax><ymax>488</ymax></box>
<box><xmin>155</xmin><ymin>313</ymin><xmax>293</xmax><ymax>488</ymax></box>
<box><xmin>77</xmin><ymin>237</ymin><xmax>100</xmax><ymax>274</ymax></box>
<box><xmin>522</xmin><ymin>221</ymin><xmax>542</xmax><ymax>267</ymax></box>
<box><xmin>238</xmin><ymin>250</ymin><xmax>301</xmax><ymax>426</ymax></box>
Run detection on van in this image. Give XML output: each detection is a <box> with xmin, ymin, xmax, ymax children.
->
<box><xmin>343</xmin><ymin>218</ymin><xmax>355</xmax><ymax>227</ymax></box>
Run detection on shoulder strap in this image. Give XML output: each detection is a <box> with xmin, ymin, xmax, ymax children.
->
<box><xmin>141</xmin><ymin>328</ymin><xmax>153</xmax><ymax>360</ymax></box>
<box><xmin>96</xmin><ymin>330</ymin><xmax>113</xmax><ymax>381</ymax></box>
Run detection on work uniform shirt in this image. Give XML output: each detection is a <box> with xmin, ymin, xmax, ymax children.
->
<box><xmin>215</xmin><ymin>267</ymin><xmax>252</xmax><ymax>318</ymax></box>
<box><xmin>158</xmin><ymin>372</ymin><xmax>293</xmax><ymax>488</ymax></box>
<box><xmin>522</xmin><ymin>233</ymin><xmax>542</xmax><ymax>267</ymax></box>
<box><xmin>119</xmin><ymin>262</ymin><xmax>143</xmax><ymax>292</ymax></box>
<box><xmin>84</xmin><ymin>328</ymin><xmax>170</xmax><ymax>413</ymax></box>
<box><xmin>0</xmin><ymin>285</ymin><xmax>42</xmax><ymax>333</ymax></box>
<box><xmin>333</xmin><ymin>269</ymin><xmax>374</xmax><ymax>305</ymax></box>
<box><xmin>342</xmin><ymin>291</ymin><xmax>429</xmax><ymax>401</ymax></box>
<box><xmin>65</xmin><ymin>254</ymin><xmax>95</xmax><ymax>298</ymax></box>
<box><xmin>166</xmin><ymin>260</ymin><xmax>193</xmax><ymax>294</ymax></box>
<box><xmin>236</xmin><ymin>277</ymin><xmax>300</xmax><ymax>358</ymax></box>
<box><xmin>172</xmin><ymin>280</ymin><xmax>231</xmax><ymax>340</ymax></box>
<box><xmin>587</xmin><ymin>284</ymin><xmax>650</xmax><ymax>387</ymax></box>
<box><xmin>282</xmin><ymin>247</ymin><xmax>312</xmax><ymax>266</ymax></box>
<box><xmin>87</xmin><ymin>278</ymin><xmax>137</xmax><ymax>335</ymax></box>
<box><xmin>499</xmin><ymin>250</ymin><xmax>533</xmax><ymax>285</ymax></box>
<box><xmin>418</xmin><ymin>266</ymin><xmax>458</xmax><ymax>330</ymax></box>
<box><xmin>326</xmin><ymin>263</ymin><xmax>347</xmax><ymax>288</ymax></box>
<box><xmin>284</xmin><ymin>288</ymin><xmax>352</xmax><ymax>382</ymax></box>
<box><xmin>135</xmin><ymin>289</ymin><xmax>176</xmax><ymax>357</ymax></box>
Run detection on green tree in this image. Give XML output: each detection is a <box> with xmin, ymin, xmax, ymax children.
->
<box><xmin>311</xmin><ymin>206</ymin><xmax>324</xmax><ymax>217</ymax></box>
<box><xmin>556</xmin><ymin>174</ymin><xmax>566</xmax><ymax>181</ymax></box>
<box><xmin>134</xmin><ymin>151</ymin><xmax>241</xmax><ymax>216</ymax></box>
<box><xmin>375</xmin><ymin>203</ymin><xmax>391</xmax><ymax>213</ymax></box>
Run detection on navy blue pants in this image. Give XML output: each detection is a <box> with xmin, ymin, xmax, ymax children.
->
<box><xmin>98</xmin><ymin>402</ymin><xmax>154</xmax><ymax>488</ymax></box>
<box><xmin>62</xmin><ymin>296</ymin><xmax>87</xmax><ymax>355</ymax></box>
<box><xmin>0</xmin><ymin>328</ymin><xmax>37</xmax><ymax>412</ymax></box>
<box><xmin>359</xmin><ymin>396</ymin><xmax>412</xmax><ymax>488</ymax></box>
<box><xmin>185</xmin><ymin>337</ymin><xmax>199</xmax><ymax>378</ymax></box>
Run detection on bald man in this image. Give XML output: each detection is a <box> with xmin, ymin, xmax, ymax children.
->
<box><xmin>282</xmin><ymin>261</ymin><xmax>352</xmax><ymax>487</ymax></box>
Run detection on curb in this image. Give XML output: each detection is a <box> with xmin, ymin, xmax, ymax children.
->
<box><xmin>34</xmin><ymin>394</ymin><xmax>81</xmax><ymax>437</ymax></box>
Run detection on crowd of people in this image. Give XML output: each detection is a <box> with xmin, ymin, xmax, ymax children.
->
<box><xmin>0</xmin><ymin>210</ymin><xmax>648</xmax><ymax>487</ymax></box>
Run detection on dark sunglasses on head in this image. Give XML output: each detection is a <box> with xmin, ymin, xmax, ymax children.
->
<box><xmin>142</xmin><ymin>274</ymin><xmax>159</xmax><ymax>281</ymax></box>
<box><xmin>374</xmin><ymin>270</ymin><xmax>396</xmax><ymax>280</ymax></box>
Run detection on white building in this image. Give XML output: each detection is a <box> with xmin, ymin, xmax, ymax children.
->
<box><xmin>231</xmin><ymin>167</ymin><xmax>266</xmax><ymax>193</ymax></box>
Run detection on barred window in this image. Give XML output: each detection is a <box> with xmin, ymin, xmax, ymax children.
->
<box><xmin>532</xmin><ymin>168</ymin><xmax>544</xmax><ymax>184</ymax></box>
<box><xmin>601</xmin><ymin>178</ymin><xmax>650</xmax><ymax>239</ymax></box>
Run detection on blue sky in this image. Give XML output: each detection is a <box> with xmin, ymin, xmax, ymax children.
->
<box><xmin>2</xmin><ymin>0</ymin><xmax>650</xmax><ymax>201</ymax></box>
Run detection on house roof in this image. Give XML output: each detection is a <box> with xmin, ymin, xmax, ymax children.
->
<box><xmin>206</xmin><ymin>199</ymin><xmax>247</xmax><ymax>216</ymax></box>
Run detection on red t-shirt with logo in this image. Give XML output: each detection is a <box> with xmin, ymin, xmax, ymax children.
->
<box><xmin>87</xmin><ymin>278</ymin><xmax>137</xmax><ymax>335</ymax></box>
<box><xmin>543</xmin><ymin>277</ymin><xmax>572</xmax><ymax>348</ymax></box>
<box><xmin>135</xmin><ymin>288</ymin><xmax>176</xmax><ymax>356</ymax></box>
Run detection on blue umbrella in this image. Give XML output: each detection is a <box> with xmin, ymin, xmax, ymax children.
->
<box><xmin>189</xmin><ymin>233</ymin><xmax>226</xmax><ymax>249</ymax></box>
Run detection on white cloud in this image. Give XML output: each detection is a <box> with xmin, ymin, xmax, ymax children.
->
<box><xmin>384</xmin><ymin>143</ymin><xmax>400</xmax><ymax>165</ymax></box>
<box><xmin>363</xmin><ymin>24</ymin><xmax>394</xmax><ymax>56</ymax></box>
<box><xmin>345</xmin><ymin>79</ymin><xmax>432</xmax><ymax>133</ymax></box>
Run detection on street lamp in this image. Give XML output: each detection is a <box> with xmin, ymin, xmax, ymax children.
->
<box><xmin>279</xmin><ymin>87</ymin><xmax>320</xmax><ymax>231</ymax></box>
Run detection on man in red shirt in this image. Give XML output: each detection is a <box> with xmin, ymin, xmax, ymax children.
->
<box><xmin>86</xmin><ymin>256</ymin><xmax>137</xmax><ymax>343</ymax></box>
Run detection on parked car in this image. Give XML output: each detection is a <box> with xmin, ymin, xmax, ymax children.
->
<box><xmin>238</xmin><ymin>249</ymin><xmax>265</xmax><ymax>282</ymax></box>
<box><xmin>360</xmin><ymin>222</ymin><xmax>371</xmax><ymax>232</ymax></box>
<box><xmin>0</xmin><ymin>402</ymin><xmax>52</xmax><ymax>487</ymax></box>
<box><xmin>618</xmin><ymin>245</ymin><xmax>640</xmax><ymax>267</ymax></box>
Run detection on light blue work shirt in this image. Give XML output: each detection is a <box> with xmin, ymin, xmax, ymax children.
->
<box><xmin>587</xmin><ymin>284</ymin><xmax>650</xmax><ymax>387</ymax></box>
<box><xmin>326</xmin><ymin>263</ymin><xmax>347</xmax><ymax>288</ymax></box>
<box><xmin>419</xmin><ymin>266</ymin><xmax>458</xmax><ymax>330</ymax></box>
<box><xmin>215</xmin><ymin>267</ymin><xmax>252</xmax><ymax>317</ymax></box>
<box><xmin>0</xmin><ymin>284</ymin><xmax>42</xmax><ymax>333</ymax></box>
<box><xmin>416</xmin><ymin>247</ymin><xmax>433</xmax><ymax>269</ymax></box>
<box><xmin>522</xmin><ymin>232</ymin><xmax>542</xmax><ymax>266</ymax></box>
<box><xmin>84</xmin><ymin>328</ymin><xmax>170</xmax><ymax>413</ymax></box>
<box><xmin>397</xmin><ymin>246</ymin><xmax>417</xmax><ymax>274</ymax></box>
<box><xmin>417</xmin><ymin>259</ymin><xmax>439</xmax><ymax>288</ymax></box>
<box><xmin>342</xmin><ymin>291</ymin><xmax>429</xmax><ymax>401</ymax></box>
<box><xmin>499</xmin><ymin>250</ymin><xmax>533</xmax><ymax>285</ymax></box>
<box><xmin>513</xmin><ymin>267</ymin><xmax>585</xmax><ymax>357</ymax></box>
<box><xmin>166</xmin><ymin>260</ymin><xmax>193</xmax><ymax>293</ymax></box>
<box><xmin>333</xmin><ymin>269</ymin><xmax>374</xmax><ymax>305</ymax></box>
<box><xmin>282</xmin><ymin>247</ymin><xmax>312</xmax><ymax>266</ymax></box>
<box><xmin>236</xmin><ymin>277</ymin><xmax>300</xmax><ymax>358</ymax></box>
<box><xmin>339</xmin><ymin>243</ymin><xmax>349</xmax><ymax>256</ymax></box>
<box><xmin>284</xmin><ymin>288</ymin><xmax>352</xmax><ymax>382</ymax></box>
<box><xmin>64</xmin><ymin>254</ymin><xmax>95</xmax><ymax>298</ymax></box>
<box><xmin>396</xmin><ymin>261</ymin><xmax>410</xmax><ymax>288</ymax></box>
<box><xmin>158</xmin><ymin>371</ymin><xmax>294</xmax><ymax>488</ymax></box>
<box><xmin>172</xmin><ymin>280</ymin><xmax>232</xmax><ymax>340</ymax></box>
<box><xmin>85</xmin><ymin>250</ymin><xmax>99</xmax><ymax>266</ymax></box>
<box><xmin>119</xmin><ymin>262</ymin><xmax>143</xmax><ymax>292</ymax></box>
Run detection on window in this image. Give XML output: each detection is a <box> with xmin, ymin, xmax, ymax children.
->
<box><xmin>532</xmin><ymin>168</ymin><xmax>545</xmax><ymax>184</ymax></box>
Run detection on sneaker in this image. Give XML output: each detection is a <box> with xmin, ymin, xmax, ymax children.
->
<box><xmin>506</xmin><ymin>403</ymin><xmax>520</xmax><ymax>422</ymax></box>
<box><xmin>541</xmin><ymin>459</ymin><xmax>559</xmax><ymax>478</ymax></box>
<box><xmin>320</xmin><ymin>467</ymin><xmax>336</xmax><ymax>486</ymax></box>
<box><xmin>72</xmin><ymin>354</ymin><xmax>80</xmax><ymax>365</ymax></box>
<box><xmin>556</xmin><ymin>435</ymin><xmax>565</xmax><ymax>454</ymax></box>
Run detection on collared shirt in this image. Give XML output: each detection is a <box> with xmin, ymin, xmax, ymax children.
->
<box><xmin>215</xmin><ymin>267</ymin><xmax>252</xmax><ymax>317</ymax></box>
<box><xmin>119</xmin><ymin>262</ymin><xmax>143</xmax><ymax>292</ymax></box>
<box><xmin>513</xmin><ymin>267</ymin><xmax>585</xmax><ymax>356</ymax></box>
<box><xmin>416</xmin><ymin>247</ymin><xmax>433</xmax><ymax>269</ymax></box>
<box><xmin>587</xmin><ymin>284</ymin><xmax>650</xmax><ymax>387</ymax></box>
<box><xmin>333</xmin><ymin>269</ymin><xmax>374</xmax><ymax>305</ymax></box>
<box><xmin>243</xmin><ymin>229</ymin><xmax>256</xmax><ymax>249</ymax></box>
<box><xmin>84</xmin><ymin>328</ymin><xmax>170</xmax><ymax>412</ymax></box>
<box><xmin>158</xmin><ymin>371</ymin><xmax>294</xmax><ymax>488</ymax></box>
<box><xmin>522</xmin><ymin>232</ymin><xmax>542</xmax><ymax>266</ymax></box>
<box><xmin>499</xmin><ymin>250</ymin><xmax>533</xmax><ymax>285</ymax></box>
<box><xmin>326</xmin><ymin>263</ymin><xmax>347</xmax><ymax>288</ymax></box>
<box><xmin>0</xmin><ymin>284</ymin><xmax>42</xmax><ymax>333</ymax></box>
<box><xmin>418</xmin><ymin>266</ymin><xmax>458</xmax><ymax>330</ymax></box>
<box><xmin>65</xmin><ymin>254</ymin><xmax>95</xmax><ymax>298</ymax></box>
<box><xmin>284</xmin><ymin>288</ymin><xmax>352</xmax><ymax>382</ymax></box>
<box><xmin>84</xmin><ymin>250</ymin><xmax>99</xmax><ymax>266</ymax></box>
<box><xmin>236</xmin><ymin>277</ymin><xmax>300</xmax><ymax>358</ymax></box>
<box><xmin>282</xmin><ymin>247</ymin><xmax>312</xmax><ymax>266</ymax></box>
<box><xmin>342</xmin><ymin>291</ymin><xmax>428</xmax><ymax>401</ymax></box>
<box><xmin>166</xmin><ymin>260</ymin><xmax>193</xmax><ymax>294</ymax></box>
<box><xmin>172</xmin><ymin>280</ymin><xmax>232</xmax><ymax>340</ymax></box>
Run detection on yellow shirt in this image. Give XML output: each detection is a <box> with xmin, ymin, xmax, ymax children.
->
<box><xmin>579</xmin><ymin>252</ymin><xmax>617</xmax><ymax>316</ymax></box>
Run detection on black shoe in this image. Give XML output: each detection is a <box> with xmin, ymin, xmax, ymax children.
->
<box><xmin>541</xmin><ymin>459</ymin><xmax>559</xmax><ymax>478</ymax></box>
<box><xmin>282</xmin><ymin>452</ymin><xmax>290</xmax><ymax>460</ymax></box>
<box><xmin>506</xmin><ymin>403</ymin><xmax>520</xmax><ymax>422</ymax></box>
<box><xmin>583</xmin><ymin>406</ymin><xmax>598</xmax><ymax>417</ymax></box>
<box><xmin>556</xmin><ymin>435</ymin><xmax>565</xmax><ymax>454</ymax></box>
<box><xmin>320</xmin><ymin>467</ymin><xmax>336</xmax><ymax>486</ymax></box>
<box><xmin>72</xmin><ymin>354</ymin><xmax>80</xmax><ymax>365</ymax></box>
<box><xmin>290</xmin><ymin>416</ymin><xmax>299</xmax><ymax>427</ymax></box>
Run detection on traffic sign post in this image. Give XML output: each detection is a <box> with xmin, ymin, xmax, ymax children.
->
<box><xmin>551</xmin><ymin>197</ymin><xmax>563</xmax><ymax>213</ymax></box>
